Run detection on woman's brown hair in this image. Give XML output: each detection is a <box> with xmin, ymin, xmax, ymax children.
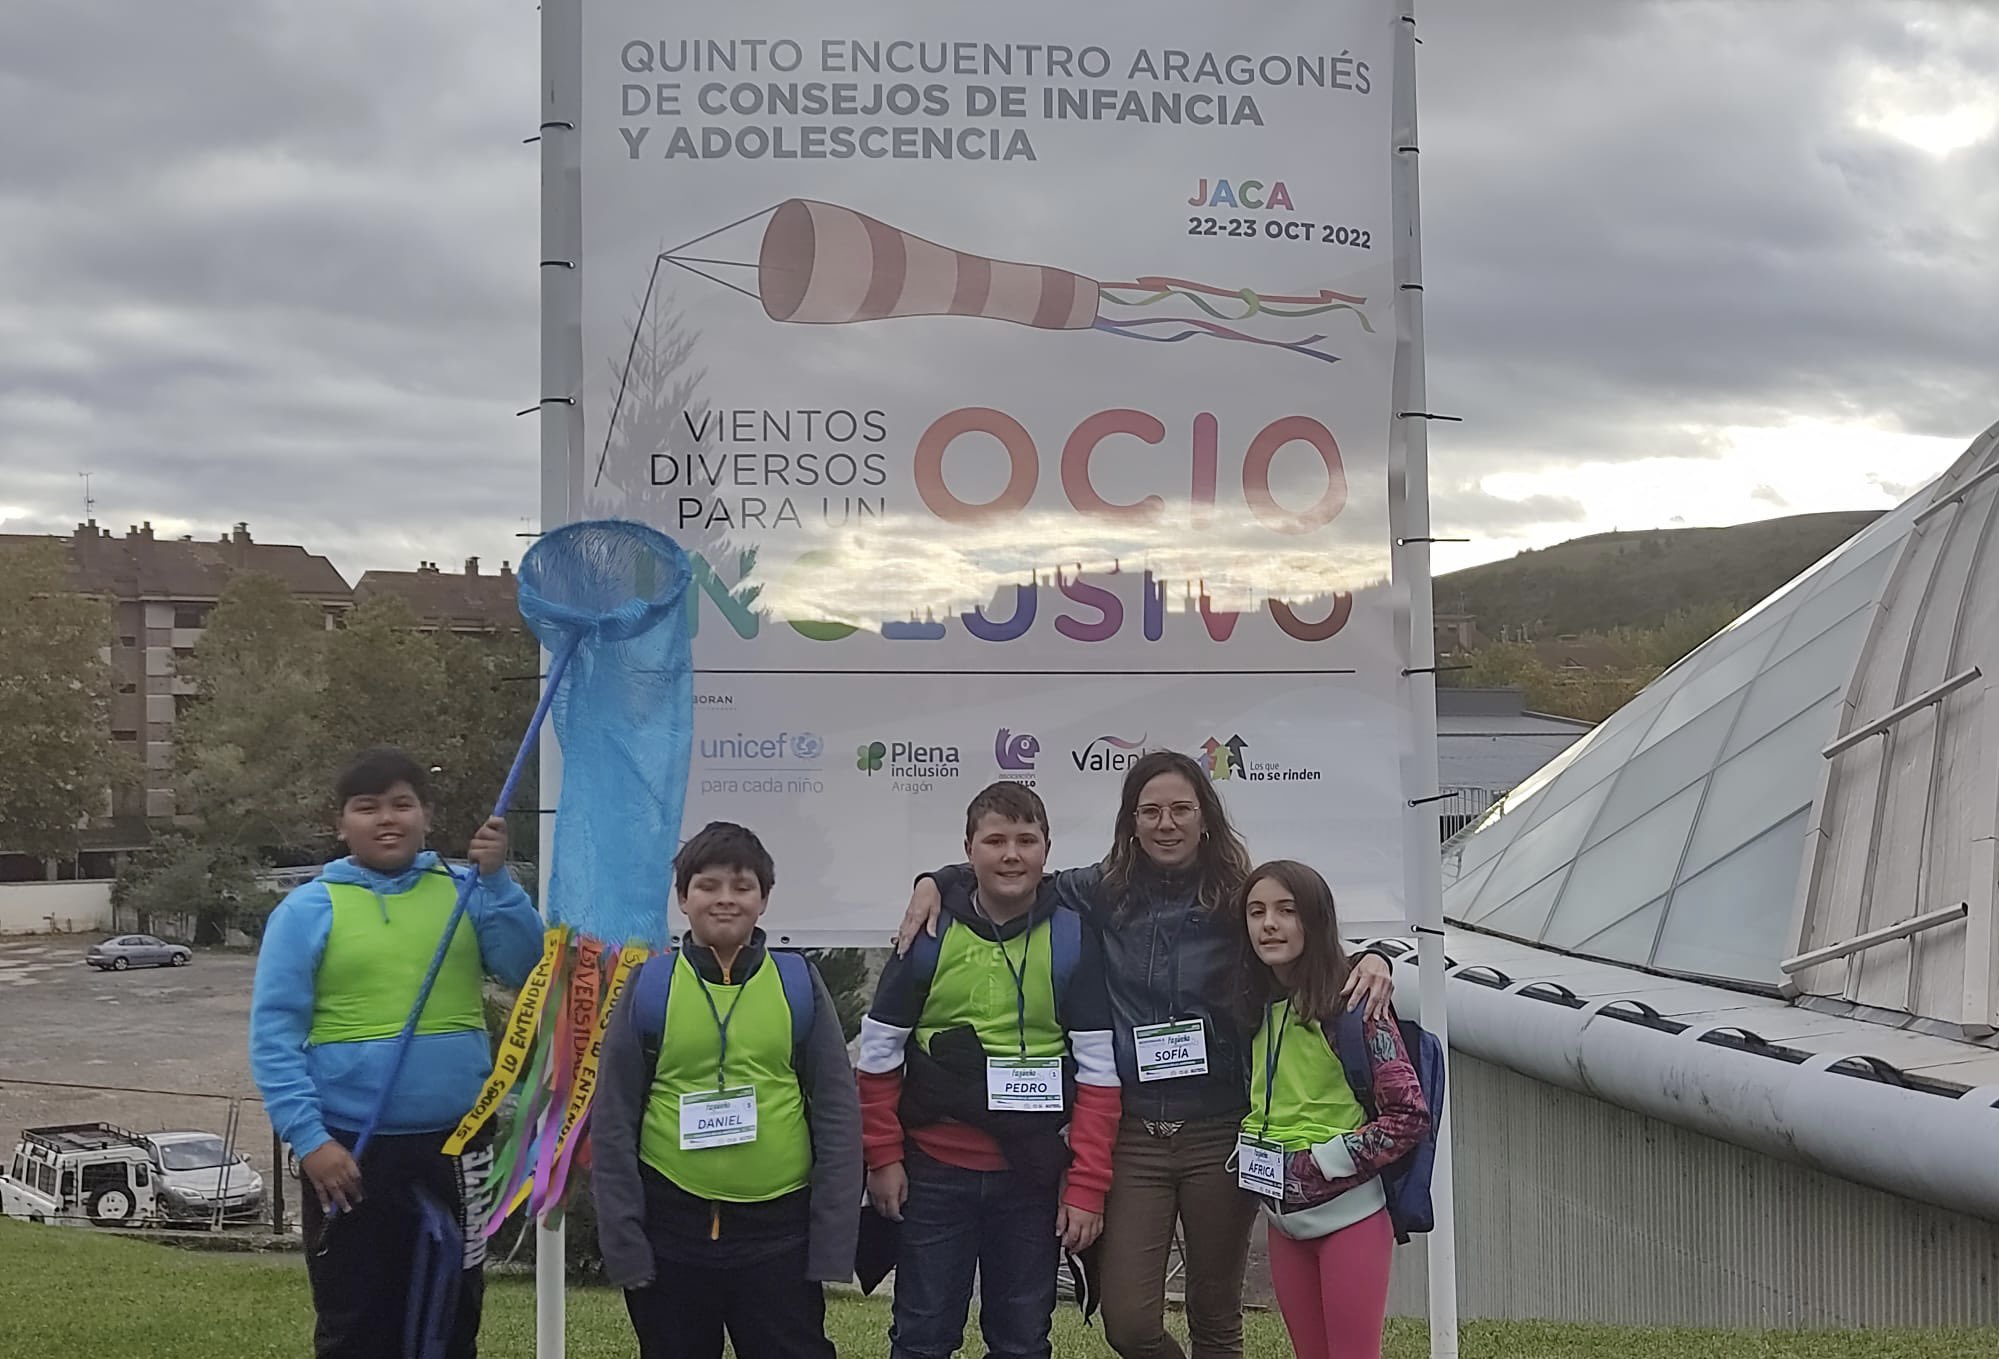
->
<box><xmin>1100</xmin><ymin>749</ymin><xmax>1253</xmax><ymax>917</ymax></box>
<box><xmin>1230</xmin><ymin>859</ymin><xmax>1352</xmax><ymax>1028</ymax></box>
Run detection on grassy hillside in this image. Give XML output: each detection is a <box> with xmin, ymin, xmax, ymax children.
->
<box><xmin>1438</xmin><ymin>511</ymin><xmax>1881</xmax><ymax>639</ymax></box>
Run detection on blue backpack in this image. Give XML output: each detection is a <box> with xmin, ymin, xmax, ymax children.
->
<box><xmin>1329</xmin><ymin>1008</ymin><xmax>1444</xmax><ymax>1245</ymax></box>
<box><xmin>630</xmin><ymin>948</ymin><xmax>816</xmax><ymax>1069</ymax></box>
<box><xmin>899</xmin><ymin>906</ymin><xmax>1084</xmax><ymax>1003</ymax></box>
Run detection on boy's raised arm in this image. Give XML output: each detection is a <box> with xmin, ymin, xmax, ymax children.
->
<box><xmin>249</xmin><ymin>887</ymin><xmax>334</xmax><ymax>1159</ymax></box>
<box><xmin>468</xmin><ymin>864</ymin><xmax>545</xmax><ymax>987</ymax></box>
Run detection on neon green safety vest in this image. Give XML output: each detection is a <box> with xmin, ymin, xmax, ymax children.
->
<box><xmin>918</xmin><ymin>916</ymin><xmax>1064</xmax><ymax>1061</ymax></box>
<box><xmin>640</xmin><ymin>951</ymin><xmax>812</xmax><ymax>1203</ymax></box>
<box><xmin>310</xmin><ymin>871</ymin><xmax>487</xmax><ymax>1045</ymax></box>
<box><xmin>1246</xmin><ymin>1002</ymin><xmax>1367</xmax><ymax>1151</ymax></box>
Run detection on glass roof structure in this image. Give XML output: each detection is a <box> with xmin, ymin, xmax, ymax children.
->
<box><xmin>1441</xmin><ymin>482</ymin><xmax>1932</xmax><ymax>989</ymax></box>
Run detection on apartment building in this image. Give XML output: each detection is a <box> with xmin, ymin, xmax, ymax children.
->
<box><xmin>0</xmin><ymin>521</ymin><xmax>350</xmax><ymax>878</ymax></box>
<box><xmin>353</xmin><ymin>557</ymin><xmax>521</xmax><ymax>635</ymax></box>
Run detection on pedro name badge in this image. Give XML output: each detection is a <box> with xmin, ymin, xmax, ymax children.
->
<box><xmin>1133</xmin><ymin>1019</ymin><xmax>1209</xmax><ymax>1082</ymax></box>
<box><xmin>986</xmin><ymin>1057</ymin><xmax>1065</xmax><ymax>1112</ymax></box>
<box><xmin>1236</xmin><ymin>1134</ymin><xmax>1285</xmax><ymax>1197</ymax></box>
<box><xmin>679</xmin><ymin>1086</ymin><xmax>759</xmax><ymax>1150</ymax></box>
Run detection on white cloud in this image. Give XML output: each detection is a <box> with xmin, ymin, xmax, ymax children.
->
<box><xmin>0</xmin><ymin>0</ymin><xmax>1992</xmax><ymax>587</ymax></box>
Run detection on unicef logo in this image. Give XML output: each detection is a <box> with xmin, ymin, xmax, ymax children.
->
<box><xmin>791</xmin><ymin>732</ymin><xmax>824</xmax><ymax>760</ymax></box>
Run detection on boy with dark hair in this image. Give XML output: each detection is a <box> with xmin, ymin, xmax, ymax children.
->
<box><xmin>250</xmin><ymin>746</ymin><xmax>544</xmax><ymax>1359</ymax></box>
<box><xmin>858</xmin><ymin>782</ymin><xmax>1122</xmax><ymax>1359</ymax></box>
<box><xmin>592</xmin><ymin>821</ymin><xmax>862</xmax><ymax>1359</ymax></box>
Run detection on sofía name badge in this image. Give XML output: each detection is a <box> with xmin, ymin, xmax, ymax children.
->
<box><xmin>679</xmin><ymin>1086</ymin><xmax>759</xmax><ymax>1150</ymax></box>
<box><xmin>1133</xmin><ymin>1019</ymin><xmax>1209</xmax><ymax>1081</ymax></box>
<box><xmin>987</xmin><ymin>1057</ymin><xmax>1064</xmax><ymax>1112</ymax></box>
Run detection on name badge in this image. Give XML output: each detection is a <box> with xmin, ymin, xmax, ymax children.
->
<box><xmin>986</xmin><ymin>1057</ymin><xmax>1065</xmax><ymax>1112</ymax></box>
<box><xmin>1236</xmin><ymin>1134</ymin><xmax>1285</xmax><ymax>1197</ymax></box>
<box><xmin>1133</xmin><ymin>1019</ymin><xmax>1209</xmax><ymax>1082</ymax></box>
<box><xmin>679</xmin><ymin>1086</ymin><xmax>759</xmax><ymax>1150</ymax></box>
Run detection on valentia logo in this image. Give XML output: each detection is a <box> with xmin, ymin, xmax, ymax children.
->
<box><xmin>995</xmin><ymin>728</ymin><xmax>1040</xmax><ymax>771</ymax></box>
<box><xmin>857</xmin><ymin>741</ymin><xmax>887</xmax><ymax>773</ymax></box>
<box><xmin>1070</xmin><ymin>733</ymin><xmax>1146</xmax><ymax>773</ymax></box>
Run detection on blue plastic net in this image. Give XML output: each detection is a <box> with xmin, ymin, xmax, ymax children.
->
<box><xmin>516</xmin><ymin>520</ymin><xmax>692</xmax><ymax>950</ymax></box>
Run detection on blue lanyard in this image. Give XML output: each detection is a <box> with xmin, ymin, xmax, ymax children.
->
<box><xmin>975</xmin><ymin>899</ymin><xmax>1035</xmax><ymax>1058</ymax></box>
<box><xmin>687</xmin><ymin>953</ymin><xmax>750</xmax><ymax>1090</ymax></box>
<box><xmin>1257</xmin><ymin>1000</ymin><xmax>1292</xmax><ymax>1139</ymax></box>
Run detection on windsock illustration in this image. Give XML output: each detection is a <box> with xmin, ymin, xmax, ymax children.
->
<box><xmin>598</xmin><ymin>197</ymin><xmax>1378</xmax><ymax>483</ymax></box>
<box><xmin>757</xmin><ymin>197</ymin><xmax>1103</xmax><ymax>330</ymax></box>
<box><xmin>649</xmin><ymin>197</ymin><xmax>1371</xmax><ymax>358</ymax></box>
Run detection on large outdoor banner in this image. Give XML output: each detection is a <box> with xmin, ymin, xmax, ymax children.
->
<box><xmin>577</xmin><ymin>1</ymin><xmax>1409</xmax><ymax>942</ymax></box>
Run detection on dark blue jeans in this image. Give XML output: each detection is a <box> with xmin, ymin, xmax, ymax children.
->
<box><xmin>889</xmin><ymin>1146</ymin><xmax>1060</xmax><ymax>1359</ymax></box>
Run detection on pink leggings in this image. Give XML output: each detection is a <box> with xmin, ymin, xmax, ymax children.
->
<box><xmin>1265</xmin><ymin>1208</ymin><xmax>1394</xmax><ymax>1359</ymax></box>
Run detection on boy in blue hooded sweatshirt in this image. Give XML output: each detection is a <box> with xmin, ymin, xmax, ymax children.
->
<box><xmin>250</xmin><ymin>747</ymin><xmax>544</xmax><ymax>1359</ymax></box>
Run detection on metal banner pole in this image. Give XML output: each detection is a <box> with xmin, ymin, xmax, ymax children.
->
<box><xmin>536</xmin><ymin>0</ymin><xmax>582</xmax><ymax>1354</ymax></box>
<box><xmin>1391</xmin><ymin>3</ymin><xmax>1461</xmax><ymax>1355</ymax></box>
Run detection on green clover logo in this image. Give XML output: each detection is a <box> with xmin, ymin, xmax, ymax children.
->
<box><xmin>856</xmin><ymin>740</ymin><xmax>886</xmax><ymax>773</ymax></box>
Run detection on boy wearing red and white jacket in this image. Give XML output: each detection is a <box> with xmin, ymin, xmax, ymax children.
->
<box><xmin>857</xmin><ymin>781</ymin><xmax>1121</xmax><ymax>1359</ymax></box>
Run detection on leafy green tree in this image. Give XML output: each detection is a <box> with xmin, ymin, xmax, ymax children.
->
<box><xmin>429</xmin><ymin>627</ymin><xmax>540</xmax><ymax>858</ymax></box>
<box><xmin>1613</xmin><ymin>601</ymin><xmax>1742</xmax><ymax>671</ymax></box>
<box><xmin>803</xmin><ymin>948</ymin><xmax>877</xmax><ymax>1041</ymax></box>
<box><xmin>1457</xmin><ymin>642</ymin><xmax>1550</xmax><ymax>693</ymax></box>
<box><xmin>174</xmin><ymin>575</ymin><xmax>332</xmax><ymax>856</ymax></box>
<box><xmin>112</xmin><ymin>833</ymin><xmax>278</xmax><ymax>944</ymax></box>
<box><xmin>319</xmin><ymin>596</ymin><xmax>453</xmax><ymax>771</ymax></box>
<box><xmin>0</xmin><ymin>540</ymin><xmax>128</xmax><ymax>858</ymax></box>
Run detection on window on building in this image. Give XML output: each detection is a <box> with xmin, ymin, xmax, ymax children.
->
<box><xmin>112</xmin><ymin>728</ymin><xmax>139</xmax><ymax>743</ymax></box>
<box><xmin>118</xmin><ymin>682</ymin><xmax>137</xmax><ymax>695</ymax></box>
<box><xmin>172</xmin><ymin>605</ymin><xmax>210</xmax><ymax>629</ymax></box>
<box><xmin>0</xmin><ymin>854</ymin><xmax>47</xmax><ymax>883</ymax></box>
<box><xmin>119</xmin><ymin>635</ymin><xmax>137</xmax><ymax>648</ymax></box>
<box><xmin>145</xmin><ymin>628</ymin><xmax>171</xmax><ymax>647</ymax></box>
<box><xmin>146</xmin><ymin>673</ymin><xmax>171</xmax><ymax>695</ymax></box>
<box><xmin>77</xmin><ymin>852</ymin><xmax>118</xmax><ymax>879</ymax></box>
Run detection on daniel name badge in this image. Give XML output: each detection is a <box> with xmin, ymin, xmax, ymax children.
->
<box><xmin>679</xmin><ymin>1086</ymin><xmax>759</xmax><ymax>1150</ymax></box>
<box><xmin>1236</xmin><ymin>1134</ymin><xmax>1285</xmax><ymax>1197</ymax></box>
<box><xmin>986</xmin><ymin>1057</ymin><xmax>1065</xmax><ymax>1112</ymax></box>
<box><xmin>1133</xmin><ymin>1019</ymin><xmax>1209</xmax><ymax>1082</ymax></box>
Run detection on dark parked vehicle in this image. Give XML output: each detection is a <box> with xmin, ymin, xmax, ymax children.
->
<box><xmin>85</xmin><ymin>936</ymin><xmax>190</xmax><ymax>971</ymax></box>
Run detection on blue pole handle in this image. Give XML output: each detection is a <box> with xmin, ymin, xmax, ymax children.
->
<box><xmin>337</xmin><ymin>633</ymin><xmax>582</xmax><ymax>1192</ymax></box>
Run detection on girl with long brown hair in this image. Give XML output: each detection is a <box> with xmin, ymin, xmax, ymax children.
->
<box><xmin>895</xmin><ymin>751</ymin><xmax>1397</xmax><ymax>1359</ymax></box>
<box><xmin>1231</xmin><ymin>861</ymin><xmax>1430</xmax><ymax>1359</ymax></box>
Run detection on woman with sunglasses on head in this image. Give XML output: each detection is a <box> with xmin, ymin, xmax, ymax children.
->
<box><xmin>895</xmin><ymin>750</ymin><xmax>1396</xmax><ymax>1359</ymax></box>
<box><xmin>1231</xmin><ymin>860</ymin><xmax>1429</xmax><ymax>1359</ymax></box>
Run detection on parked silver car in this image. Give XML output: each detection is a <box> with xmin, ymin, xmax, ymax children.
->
<box><xmin>85</xmin><ymin>936</ymin><xmax>190</xmax><ymax>971</ymax></box>
<box><xmin>142</xmin><ymin>1131</ymin><xmax>264</xmax><ymax>1225</ymax></box>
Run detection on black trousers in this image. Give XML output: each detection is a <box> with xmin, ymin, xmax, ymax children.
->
<box><xmin>300</xmin><ymin>1129</ymin><xmax>494</xmax><ymax>1359</ymax></box>
<box><xmin>623</xmin><ymin>1241</ymin><xmax>834</xmax><ymax>1359</ymax></box>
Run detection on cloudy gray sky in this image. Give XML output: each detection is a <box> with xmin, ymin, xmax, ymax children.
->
<box><xmin>0</xmin><ymin>1</ymin><xmax>1992</xmax><ymax>583</ymax></box>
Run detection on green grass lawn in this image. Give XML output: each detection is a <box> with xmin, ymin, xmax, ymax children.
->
<box><xmin>0</xmin><ymin>1219</ymin><xmax>1989</xmax><ymax>1357</ymax></box>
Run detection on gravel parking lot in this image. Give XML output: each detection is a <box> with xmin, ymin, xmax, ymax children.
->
<box><xmin>0</xmin><ymin>937</ymin><xmax>284</xmax><ymax>1210</ymax></box>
